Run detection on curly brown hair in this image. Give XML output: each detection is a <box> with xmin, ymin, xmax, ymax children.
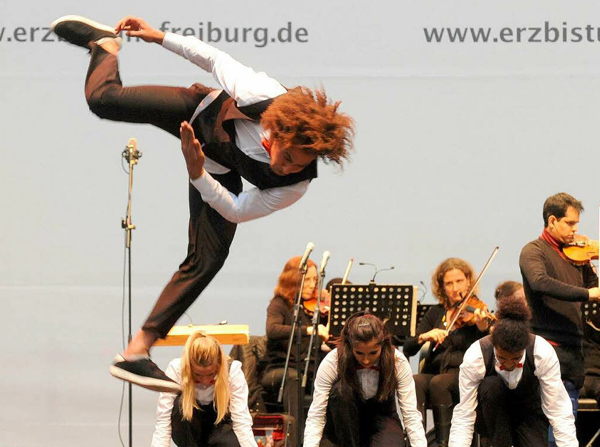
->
<box><xmin>431</xmin><ymin>258</ymin><xmax>477</xmax><ymax>307</ymax></box>
<box><xmin>260</xmin><ymin>87</ymin><xmax>355</xmax><ymax>166</ymax></box>
<box><xmin>273</xmin><ymin>256</ymin><xmax>318</xmax><ymax>308</ymax></box>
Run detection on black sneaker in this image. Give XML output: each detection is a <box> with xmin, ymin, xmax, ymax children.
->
<box><xmin>110</xmin><ymin>355</ymin><xmax>181</xmax><ymax>393</ymax></box>
<box><xmin>50</xmin><ymin>15</ymin><xmax>121</xmax><ymax>49</ymax></box>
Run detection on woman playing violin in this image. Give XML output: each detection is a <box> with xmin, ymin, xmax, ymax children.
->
<box><xmin>262</xmin><ymin>256</ymin><xmax>329</xmax><ymax>442</ymax></box>
<box><xmin>403</xmin><ymin>258</ymin><xmax>491</xmax><ymax>447</ymax></box>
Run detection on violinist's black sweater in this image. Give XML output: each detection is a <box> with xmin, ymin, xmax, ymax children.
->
<box><xmin>519</xmin><ymin>238</ymin><xmax>596</xmax><ymax>347</ymax></box>
<box><xmin>520</xmin><ymin>237</ymin><xmax>597</xmax><ymax>387</ymax></box>
<box><xmin>403</xmin><ymin>304</ymin><xmax>487</xmax><ymax>373</ymax></box>
<box><xmin>264</xmin><ymin>296</ymin><xmax>312</xmax><ymax>372</ymax></box>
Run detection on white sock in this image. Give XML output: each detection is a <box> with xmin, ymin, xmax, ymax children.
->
<box><xmin>95</xmin><ymin>36</ymin><xmax>122</xmax><ymax>48</ymax></box>
<box><xmin>115</xmin><ymin>352</ymin><xmax>150</xmax><ymax>362</ymax></box>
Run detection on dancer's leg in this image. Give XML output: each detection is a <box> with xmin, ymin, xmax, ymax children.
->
<box><xmin>85</xmin><ymin>43</ymin><xmax>212</xmax><ymax>137</ymax></box>
<box><xmin>111</xmin><ymin>171</ymin><xmax>242</xmax><ymax>391</ymax></box>
<box><xmin>53</xmin><ymin>15</ymin><xmax>213</xmax><ymax>140</ymax></box>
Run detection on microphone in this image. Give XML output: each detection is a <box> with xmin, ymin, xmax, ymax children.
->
<box><xmin>299</xmin><ymin>242</ymin><xmax>315</xmax><ymax>271</ymax></box>
<box><xmin>319</xmin><ymin>251</ymin><xmax>331</xmax><ymax>276</ymax></box>
<box><xmin>359</xmin><ymin>262</ymin><xmax>395</xmax><ymax>283</ymax></box>
<box><xmin>419</xmin><ymin>280</ymin><xmax>428</xmax><ymax>301</ymax></box>
<box><xmin>122</xmin><ymin>137</ymin><xmax>142</xmax><ymax>164</ymax></box>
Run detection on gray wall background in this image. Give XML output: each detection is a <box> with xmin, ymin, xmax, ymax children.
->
<box><xmin>2</xmin><ymin>1</ymin><xmax>599</xmax><ymax>446</ymax></box>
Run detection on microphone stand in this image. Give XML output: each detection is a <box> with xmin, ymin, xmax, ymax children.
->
<box><xmin>121</xmin><ymin>138</ymin><xmax>141</xmax><ymax>447</ymax></box>
<box><xmin>302</xmin><ymin>265</ymin><xmax>326</xmax><ymax>387</ymax></box>
<box><xmin>359</xmin><ymin>262</ymin><xmax>395</xmax><ymax>284</ymax></box>
<box><xmin>278</xmin><ymin>262</ymin><xmax>308</xmax><ymax>447</ymax></box>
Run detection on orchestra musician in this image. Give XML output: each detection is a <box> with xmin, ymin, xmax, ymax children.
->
<box><xmin>403</xmin><ymin>258</ymin><xmax>491</xmax><ymax>447</ymax></box>
<box><xmin>494</xmin><ymin>280</ymin><xmax>525</xmax><ymax>303</ymax></box>
<box><xmin>582</xmin><ymin>313</ymin><xmax>600</xmax><ymax>406</ymax></box>
<box><xmin>261</xmin><ymin>256</ymin><xmax>329</xmax><ymax>443</ymax></box>
<box><xmin>519</xmin><ymin>192</ymin><xmax>600</xmax><ymax>447</ymax></box>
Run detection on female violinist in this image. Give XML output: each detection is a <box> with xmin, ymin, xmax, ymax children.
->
<box><xmin>403</xmin><ymin>258</ymin><xmax>492</xmax><ymax>447</ymax></box>
<box><xmin>262</xmin><ymin>256</ymin><xmax>329</xmax><ymax>442</ymax></box>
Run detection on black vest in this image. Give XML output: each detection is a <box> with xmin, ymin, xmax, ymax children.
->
<box><xmin>480</xmin><ymin>334</ymin><xmax>542</xmax><ymax>410</ymax></box>
<box><xmin>192</xmin><ymin>91</ymin><xmax>318</xmax><ymax>190</ymax></box>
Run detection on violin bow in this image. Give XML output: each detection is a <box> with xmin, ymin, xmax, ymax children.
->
<box><xmin>342</xmin><ymin>258</ymin><xmax>354</xmax><ymax>285</ymax></box>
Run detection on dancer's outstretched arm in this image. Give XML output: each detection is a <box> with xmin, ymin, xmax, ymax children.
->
<box><xmin>115</xmin><ymin>16</ymin><xmax>165</xmax><ymax>44</ymax></box>
<box><xmin>115</xmin><ymin>16</ymin><xmax>286</xmax><ymax>106</ymax></box>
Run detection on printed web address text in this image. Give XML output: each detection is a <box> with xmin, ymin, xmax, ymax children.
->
<box><xmin>0</xmin><ymin>21</ymin><xmax>309</xmax><ymax>48</ymax></box>
<box><xmin>424</xmin><ymin>21</ymin><xmax>600</xmax><ymax>44</ymax></box>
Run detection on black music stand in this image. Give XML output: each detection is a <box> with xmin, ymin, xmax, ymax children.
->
<box><xmin>583</xmin><ymin>301</ymin><xmax>600</xmax><ymax>326</ymax></box>
<box><xmin>329</xmin><ymin>284</ymin><xmax>418</xmax><ymax>342</ymax></box>
<box><xmin>581</xmin><ymin>301</ymin><xmax>600</xmax><ymax>447</ymax></box>
<box><xmin>416</xmin><ymin>304</ymin><xmax>434</xmax><ymax>325</ymax></box>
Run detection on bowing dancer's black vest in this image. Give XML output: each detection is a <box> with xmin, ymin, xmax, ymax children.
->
<box><xmin>479</xmin><ymin>334</ymin><xmax>543</xmax><ymax>412</ymax></box>
<box><xmin>192</xmin><ymin>91</ymin><xmax>318</xmax><ymax>190</ymax></box>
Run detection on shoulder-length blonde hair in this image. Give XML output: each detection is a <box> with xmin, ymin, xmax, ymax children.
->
<box><xmin>179</xmin><ymin>331</ymin><xmax>230</xmax><ymax>424</ymax></box>
<box><xmin>431</xmin><ymin>257</ymin><xmax>478</xmax><ymax>308</ymax></box>
<box><xmin>273</xmin><ymin>256</ymin><xmax>318</xmax><ymax>308</ymax></box>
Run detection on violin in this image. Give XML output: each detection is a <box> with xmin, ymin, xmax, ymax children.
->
<box><xmin>562</xmin><ymin>235</ymin><xmax>599</xmax><ymax>265</ymax></box>
<box><xmin>449</xmin><ymin>295</ymin><xmax>496</xmax><ymax>330</ymax></box>
<box><xmin>303</xmin><ymin>258</ymin><xmax>354</xmax><ymax>318</ymax></box>
<box><xmin>302</xmin><ymin>291</ymin><xmax>330</xmax><ymax>317</ymax></box>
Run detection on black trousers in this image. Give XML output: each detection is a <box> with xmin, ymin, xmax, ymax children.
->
<box><xmin>475</xmin><ymin>375</ymin><xmax>548</xmax><ymax>447</ymax></box>
<box><xmin>171</xmin><ymin>395</ymin><xmax>240</xmax><ymax>447</ymax></box>
<box><xmin>85</xmin><ymin>44</ymin><xmax>243</xmax><ymax>338</ymax></box>
<box><xmin>413</xmin><ymin>370</ymin><xmax>459</xmax><ymax>413</ymax></box>
<box><xmin>582</xmin><ymin>375</ymin><xmax>600</xmax><ymax>404</ymax></box>
<box><xmin>322</xmin><ymin>382</ymin><xmax>405</xmax><ymax>447</ymax></box>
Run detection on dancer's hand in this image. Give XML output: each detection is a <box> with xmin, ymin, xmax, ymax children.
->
<box><xmin>180</xmin><ymin>122</ymin><xmax>205</xmax><ymax>180</ymax></box>
<box><xmin>115</xmin><ymin>16</ymin><xmax>165</xmax><ymax>44</ymax></box>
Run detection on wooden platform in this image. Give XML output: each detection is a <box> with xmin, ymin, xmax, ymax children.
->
<box><xmin>154</xmin><ymin>324</ymin><xmax>250</xmax><ymax>346</ymax></box>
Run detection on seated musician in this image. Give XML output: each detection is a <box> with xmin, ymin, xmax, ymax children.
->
<box><xmin>152</xmin><ymin>330</ymin><xmax>257</xmax><ymax>447</ymax></box>
<box><xmin>448</xmin><ymin>295</ymin><xmax>578</xmax><ymax>447</ymax></box>
<box><xmin>403</xmin><ymin>258</ymin><xmax>491</xmax><ymax>447</ymax></box>
<box><xmin>261</xmin><ymin>256</ymin><xmax>329</xmax><ymax>442</ymax></box>
<box><xmin>582</xmin><ymin>308</ymin><xmax>600</xmax><ymax>406</ymax></box>
<box><xmin>494</xmin><ymin>280</ymin><xmax>525</xmax><ymax>303</ymax></box>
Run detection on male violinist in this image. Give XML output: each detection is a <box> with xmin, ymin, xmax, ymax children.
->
<box><xmin>519</xmin><ymin>192</ymin><xmax>600</xmax><ymax>447</ymax></box>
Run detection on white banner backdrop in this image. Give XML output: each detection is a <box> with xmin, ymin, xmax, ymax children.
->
<box><xmin>2</xmin><ymin>1</ymin><xmax>600</xmax><ymax>446</ymax></box>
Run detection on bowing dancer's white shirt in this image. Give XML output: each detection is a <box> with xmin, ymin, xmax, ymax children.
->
<box><xmin>303</xmin><ymin>349</ymin><xmax>427</xmax><ymax>447</ymax></box>
<box><xmin>151</xmin><ymin>358</ymin><xmax>257</xmax><ymax>447</ymax></box>
<box><xmin>161</xmin><ymin>33</ymin><xmax>310</xmax><ymax>223</ymax></box>
<box><xmin>448</xmin><ymin>335</ymin><xmax>577</xmax><ymax>447</ymax></box>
